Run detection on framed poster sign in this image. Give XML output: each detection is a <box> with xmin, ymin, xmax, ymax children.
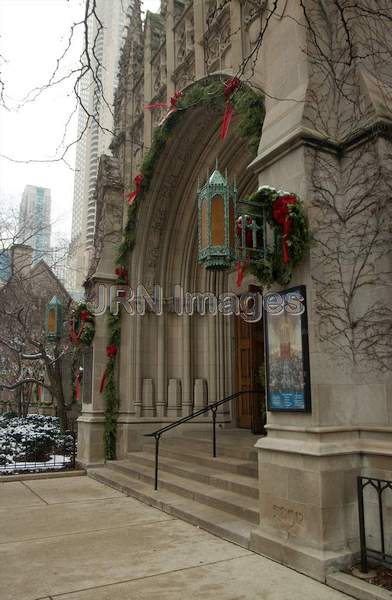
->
<box><xmin>264</xmin><ymin>285</ymin><xmax>311</xmax><ymax>412</ymax></box>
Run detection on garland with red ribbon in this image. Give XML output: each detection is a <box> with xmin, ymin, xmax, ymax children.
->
<box><xmin>115</xmin><ymin>266</ymin><xmax>129</xmax><ymax>286</ymax></box>
<box><xmin>128</xmin><ymin>174</ymin><xmax>143</xmax><ymax>205</ymax></box>
<box><xmin>69</xmin><ymin>303</ymin><xmax>95</xmax><ymax>347</ymax></box>
<box><xmin>105</xmin><ymin>80</ymin><xmax>264</xmax><ymax>460</ymax></box>
<box><xmin>99</xmin><ymin>344</ymin><xmax>118</xmax><ymax>394</ymax></box>
<box><xmin>145</xmin><ymin>90</ymin><xmax>183</xmax><ymax>125</ymax></box>
<box><xmin>220</xmin><ymin>76</ymin><xmax>241</xmax><ymax>140</ymax></box>
<box><xmin>238</xmin><ymin>186</ymin><xmax>311</xmax><ymax>287</ymax></box>
<box><xmin>271</xmin><ymin>194</ymin><xmax>297</xmax><ymax>264</ymax></box>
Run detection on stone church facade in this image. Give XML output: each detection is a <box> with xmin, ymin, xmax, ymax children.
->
<box><xmin>78</xmin><ymin>0</ymin><xmax>392</xmax><ymax>582</ymax></box>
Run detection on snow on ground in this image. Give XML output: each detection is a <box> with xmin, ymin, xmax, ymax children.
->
<box><xmin>0</xmin><ymin>414</ymin><xmax>75</xmax><ymax>473</ymax></box>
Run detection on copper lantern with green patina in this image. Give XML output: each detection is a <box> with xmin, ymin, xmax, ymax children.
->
<box><xmin>198</xmin><ymin>165</ymin><xmax>237</xmax><ymax>270</ymax></box>
<box><xmin>46</xmin><ymin>295</ymin><xmax>63</xmax><ymax>341</ymax></box>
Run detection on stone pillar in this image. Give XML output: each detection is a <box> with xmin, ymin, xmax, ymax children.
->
<box><xmin>77</xmin><ymin>156</ymin><xmax>123</xmax><ymax>467</ymax></box>
<box><xmin>77</xmin><ymin>280</ymin><xmax>110</xmax><ymax>467</ymax></box>
<box><xmin>247</xmin><ymin>0</ymin><xmax>392</xmax><ymax>581</ymax></box>
<box><xmin>193</xmin><ymin>0</ymin><xmax>205</xmax><ymax>80</ymax></box>
<box><xmin>194</xmin><ymin>379</ymin><xmax>208</xmax><ymax>413</ymax></box>
<box><xmin>167</xmin><ymin>378</ymin><xmax>182</xmax><ymax>418</ymax></box>
<box><xmin>182</xmin><ymin>314</ymin><xmax>192</xmax><ymax>415</ymax></box>
<box><xmin>142</xmin><ymin>379</ymin><xmax>155</xmax><ymax>417</ymax></box>
<box><xmin>134</xmin><ymin>313</ymin><xmax>143</xmax><ymax>417</ymax></box>
<box><xmin>156</xmin><ymin>314</ymin><xmax>167</xmax><ymax>417</ymax></box>
<box><xmin>229</xmin><ymin>0</ymin><xmax>243</xmax><ymax>70</ymax></box>
<box><xmin>143</xmin><ymin>19</ymin><xmax>153</xmax><ymax>148</ymax></box>
<box><xmin>165</xmin><ymin>0</ymin><xmax>176</xmax><ymax>99</ymax></box>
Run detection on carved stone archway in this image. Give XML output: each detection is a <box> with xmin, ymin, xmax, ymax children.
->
<box><xmin>116</xmin><ymin>102</ymin><xmax>258</xmax><ymax>452</ymax></box>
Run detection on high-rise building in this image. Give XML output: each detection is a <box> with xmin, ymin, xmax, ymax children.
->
<box><xmin>66</xmin><ymin>0</ymin><xmax>132</xmax><ymax>295</ymax></box>
<box><xmin>48</xmin><ymin>244</ymin><xmax>69</xmax><ymax>288</ymax></box>
<box><xmin>18</xmin><ymin>185</ymin><xmax>51</xmax><ymax>264</ymax></box>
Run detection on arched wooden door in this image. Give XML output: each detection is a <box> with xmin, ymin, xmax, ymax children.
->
<box><xmin>235</xmin><ymin>316</ymin><xmax>264</xmax><ymax>431</ymax></box>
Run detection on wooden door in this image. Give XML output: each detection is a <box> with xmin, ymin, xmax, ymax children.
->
<box><xmin>236</xmin><ymin>317</ymin><xmax>264</xmax><ymax>430</ymax></box>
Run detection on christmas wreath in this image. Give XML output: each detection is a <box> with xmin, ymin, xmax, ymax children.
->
<box><xmin>69</xmin><ymin>303</ymin><xmax>95</xmax><ymax>347</ymax></box>
<box><xmin>242</xmin><ymin>186</ymin><xmax>311</xmax><ymax>287</ymax></box>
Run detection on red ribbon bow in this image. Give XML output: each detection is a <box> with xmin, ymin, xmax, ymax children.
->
<box><xmin>170</xmin><ymin>90</ymin><xmax>183</xmax><ymax>107</ymax></box>
<box><xmin>106</xmin><ymin>344</ymin><xmax>118</xmax><ymax>358</ymax></box>
<box><xmin>145</xmin><ymin>90</ymin><xmax>183</xmax><ymax>121</ymax></box>
<box><xmin>99</xmin><ymin>345</ymin><xmax>118</xmax><ymax>393</ymax></box>
<box><xmin>220</xmin><ymin>77</ymin><xmax>241</xmax><ymax>140</ymax></box>
<box><xmin>80</xmin><ymin>309</ymin><xmax>91</xmax><ymax>322</ymax></box>
<box><xmin>236</xmin><ymin>259</ymin><xmax>250</xmax><ymax>288</ymax></box>
<box><xmin>272</xmin><ymin>194</ymin><xmax>297</xmax><ymax>263</ymax></box>
<box><xmin>115</xmin><ymin>266</ymin><xmax>129</xmax><ymax>286</ymax></box>
<box><xmin>128</xmin><ymin>174</ymin><xmax>143</xmax><ymax>205</ymax></box>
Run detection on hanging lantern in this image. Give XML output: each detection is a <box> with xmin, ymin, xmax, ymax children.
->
<box><xmin>197</xmin><ymin>163</ymin><xmax>236</xmax><ymax>270</ymax></box>
<box><xmin>46</xmin><ymin>296</ymin><xmax>63</xmax><ymax>341</ymax></box>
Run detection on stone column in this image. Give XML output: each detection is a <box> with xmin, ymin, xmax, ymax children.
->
<box><xmin>167</xmin><ymin>379</ymin><xmax>182</xmax><ymax>418</ymax></box>
<box><xmin>77</xmin><ymin>156</ymin><xmax>123</xmax><ymax>467</ymax></box>
<box><xmin>193</xmin><ymin>0</ymin><xmax>205</xmax><ymax>80</ymax></box>
<box><xmin>156</xmin><ymin>314</ymin><xmax>167</xmax><ymax>417</ymax></box>
<box><xmin>182</xmin><ymin>314</ymin><xmax>193</xmax><ymax>415</ymax></box>
<box><xmin>143</xmin><ymin>19</ymin><xmax>153</xmax><ymax>148</ymax></box>
<box><xmin>165</xmin><ymin>0</ymin><xmax>176</xmax><ymax>100</ymax></box>
<box><xmin>229</xmin><ymin>0</ymin><xmax>243</xmax><ymax>70</ymax></box>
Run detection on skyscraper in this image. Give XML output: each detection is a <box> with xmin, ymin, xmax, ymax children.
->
<box><xmin>18</xmin><ymin>185</ymin><xmax>51</xmax><ymax>264</ymax></box>
<box><xmin>66</xmin><ymin>0</ymin><xmax>132</xmax><ymax>295</ymax></box>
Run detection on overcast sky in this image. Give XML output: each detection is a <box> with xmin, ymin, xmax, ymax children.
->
<box><xmin>0</xmin><ymin>0</ymin><xmax>159</xmax><ymax>243</ymax></box>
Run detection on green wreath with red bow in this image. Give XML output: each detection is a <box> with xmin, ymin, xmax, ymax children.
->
<box><xmin>241</xmin><ymin>186</ymin><xmax>311</xmax><ymax>287</ymax></box>
<box><xmin>69</xmin><ymin>303</ymin><xmax>95</xmax><ymax>347</ymax></box>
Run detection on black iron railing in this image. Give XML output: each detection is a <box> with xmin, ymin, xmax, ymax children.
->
<box><xmin>357</xmin><ymin>476</ymin><xmax>392</xmax><ymax>573</ymax></box>
<box><xmin>145</xmin><ymin>390</ymin><xmax>261</xmax><ymax>490</ymax></box>
<box><xmin>0</xmin><ymin>430</ymin><xmax>77</xmax><ymax>475</ymax></box>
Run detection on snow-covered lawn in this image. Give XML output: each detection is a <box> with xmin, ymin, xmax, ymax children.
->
<box><xmin>0</xmin><ymin>414</ymin><xmax>75</xmax><ymax>474</ymax></box>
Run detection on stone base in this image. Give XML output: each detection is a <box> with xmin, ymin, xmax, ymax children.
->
<box><xmin>250</xmin><ymin>528</ymin><xmax>354</xmax><ymax>582</ymax></box>
<box><xmin>253</xmin><ymin>428</ymin><xmax>392</xmax><ymax>582</ymax></box>
<box><xmin>77</xmin><ymin>415</ymin><xmax>106</xmax><ymax>467</ymax></box>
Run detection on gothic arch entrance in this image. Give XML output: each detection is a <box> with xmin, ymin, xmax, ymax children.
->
<box><xmin>126</xmin><ymin>97</ymin><xmax>260</xmax><ymax>426</ymax></box>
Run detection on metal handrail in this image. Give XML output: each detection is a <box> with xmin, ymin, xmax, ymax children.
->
<box><xmin>145</xmin><ymin>390</ymin><xmax>261</xmax><ymax>490</ymax></box>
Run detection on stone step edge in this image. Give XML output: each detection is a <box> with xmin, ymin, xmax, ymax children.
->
<box><xmin>143</xmin><ymin>437</ymin><xmax>258</xmax><ymax>461</ymax></box>
<box><xmin>88</xmin><ymin>467</ymin><xmax>255</xmax><ymax>550</ymax></box>
<box><xmin>137</xmin><ymin>445</ymin><xmax>258</xmax><ymax>477</ymax></box>
<box><xmin>125</xmin><ymin>452</ymin><xmax>259</xmax><ymax>496</ymax></box>
<box><xmin>108</xmin><ymin>460</ymin><xmax>259</xmax><ymax>524</ymax></box>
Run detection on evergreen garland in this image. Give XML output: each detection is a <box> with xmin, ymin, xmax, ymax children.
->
<box><xmin>246</xmin><ymin>186</ymin><xmax>312</xmax><ymax>286</ymax></box>
<box><xmin>103</xmin><ymin>80</ymin><xmax>265</xmax><ymax>459</ymax></box>
<box><xmin>69</xmin><ymin>303</ymin><xmax>95</xmax><ymax>347</ymax></box>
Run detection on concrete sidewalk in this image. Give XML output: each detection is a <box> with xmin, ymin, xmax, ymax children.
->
<box><xmin>0</xmin><ymin>475</ymin><xmax>351</xmax><ymax>600</ymax></box>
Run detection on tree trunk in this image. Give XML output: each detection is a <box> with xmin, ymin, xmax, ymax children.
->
<box><xmin>46</xmin><ymin>347</ymin><xmax>68</xmax><ymax>432</ymax></box>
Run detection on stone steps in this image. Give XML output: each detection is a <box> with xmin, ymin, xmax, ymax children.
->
<box><xmin>108</xmin><ymin>458</ymin><xmax>259</xmax><ymax>523</ymax></box>
<box><xmin>124</xmin><ymin>451</ymin><xmax>259</xmax><ymax>499</ymax></box>
<box><xmin>141</xmin><ymin>443</ymin><xmax>258</xmax><ymax>478</ymax></box>
<box><xmin>87</xmin><ymin>431</ymin><xmax>261</xmax><ymax>549</ymax></box>
<box><xmin>88</xmin><ymin>466</ymin><xmax>256</xmax><ymax>549</ymax></box>
<box><xmin>144</xmin><ymin>434</ymin><xmax>259</xmax><ymax>463</ymax></box>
